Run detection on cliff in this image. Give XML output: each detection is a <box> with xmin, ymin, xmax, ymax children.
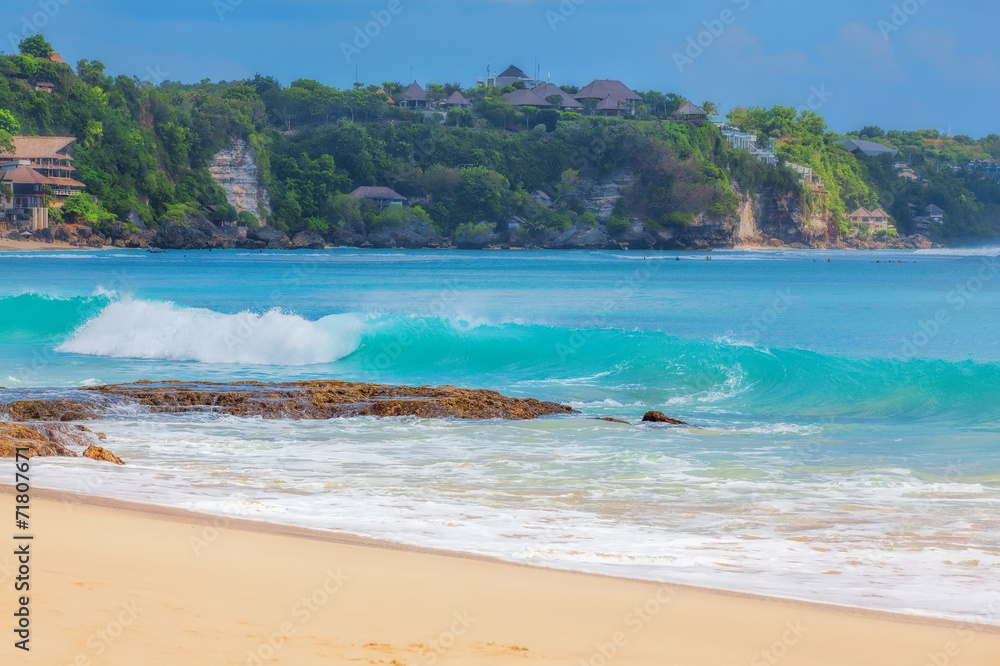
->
<box><xmin>208</xmin><ymin>136</ymin><xmax>272</xmax><ymax>223</ymax></box>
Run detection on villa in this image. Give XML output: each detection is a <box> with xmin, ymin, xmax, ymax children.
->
<box><xmin>350</xmin><ymin>186</ymin><xmax>406</xmax><ymax>210</ymax></box>
<box><xmin>847</xmin><ymin>207</ymin><xmax>892</xmax><ymax>232</ymax></box>
<box><xmin>0</xmin><ymin>136</ymin><xmax>87</xmax><ymax>231</ymax></box>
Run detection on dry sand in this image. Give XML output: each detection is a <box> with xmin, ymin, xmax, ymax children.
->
<box><xmin>1</xmin><ymin>486</ymin><xmax>998</xmax><ymax>665</ymax></box>
<box><xmin>0</xmin><ymin>238</ymin><xmax>97</xmax><ymax>251</ymax></box>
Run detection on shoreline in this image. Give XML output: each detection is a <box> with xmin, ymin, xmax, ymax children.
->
<box><xmin>0</xmin><ymin>241</ymin><xmax>958</xmax><ymax>253</ymax></box>
<box><xmin>5</xmin><ymin>485</ymin><xmax>1000</xmax><ymax>665</ymax></box>
<box><xmin>3</xmin><ymin>484</ymin><xmax>999</xmax><ymax>666</ymax></box>
<box><xmin>8</xmin><ymin>485</ymin><xmax>998</xmax><ymax>634</ymax></box>
<box><xmin>0</xmin><ymin>238</ymin><xmax>100</xmax><ymax>252</ymax></box>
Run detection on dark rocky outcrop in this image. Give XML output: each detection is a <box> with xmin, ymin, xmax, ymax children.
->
<box><xmin>455</xmin><ymin>223</ymin><xmax>499</xmax><ymax>249</ymax></box>
<box><xmin>544</xmin><ymin>224</ymin><xmax>620</xmax><ymax>250</ymax></box>
<box><xmin>597</xmin><ymin>417</ymin><xmax>632</xmax><ymax>425</ymax></box>
<box><xmin>291</xmin><ymin>231</ymin><xmax>326</xmax><ymax>250</ymax></box>
<box><xmin>641</xmin><ymin>411</ymin><xmax>688</xmax><ymax>425</ymax></box>
<box><xmin>367</xmin><ymin>219</ymin><xmax>444</xmax><ymax>249</ymax></box>
<box><xmin>2</xmin><ymin>381</ymin><xmax>574</xmax><ymax>422</ymax></box>
<box><xmin>78</xmin><ymin>381</ymin><xmax>574</xmax><ymax>421</ymax></box>
<box><xmin>246</xmin><ymin>225</ymin><xmax>289</xmax><ymax>247</ymax></box>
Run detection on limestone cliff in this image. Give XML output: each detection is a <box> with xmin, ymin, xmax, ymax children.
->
<box><xmin>208</xmin><ymin>137</ymin><xmax>271</xmax><ymax>222</ymax></box>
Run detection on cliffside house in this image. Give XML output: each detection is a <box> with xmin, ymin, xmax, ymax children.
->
<box><xmin>34</xmin><ymin>81</ymin><xmax>55</xmax><ymax>93</ymax></box>
<box><xmin>0</xmin><ymin>136</ymin><xmax>86</xmax><ymax>231</ymax></box>
<box><xmin>444</xmin><ymin>91</ymin><xmax>471</xmax><ymax>109</ymax></box>
<box><xmin>925</xmin><ymin>204</ymin><xmax>945</xmax><ymax>222</ymax></box>
<box><xmin>0</xmin><ymin>136</ymin><xmax>86</xmax><ymax>202</ymax></box>
<box><xmin>574</xmin><ymin>80</ymin><xmax>642</xmax><ymax>116</ymax></box>
<box><xmin>847</xmin><ymin>207</ymin><xmax>892</xmax><ymax>232</ymax></box>
<box><xmin>397</xmin><ymin>82</ymin><xmax>429</xmax><ymax>109</ymax></box>
<box><xmin>504</xmin><ymin>88</ymin><xmax>552</xmax><ymax>108</ymax></box>
<box><xmin>836</xmin><ymin>138</ymin><xmax>899</xmax><ymax>158</ymax></box>
<box><xmin>531</xmin><ymin>83</ymin><xmax>582</xmax><ymax>111</ymax></box>
<box><xmin>530</xmin><ymin>190</ymin><xmax>553</xmax><ymax>207</ymax></box>
<box><xmin>350</xmin><ymin>186</ymin><xmax>405</xmax><ymax>210</ymax></box>
<box><xmin>478</xmin><ymin>65</ymin><xmax>543</xmax><ymax>90</ymax></box>
<box><xmin>376</xmin><ymin>88</ymin><xmax>395</xmax><ymax>105</ymax></box>
<box><xmin>675</xmin><ymin>101</ymin><xmax>708</xmax><ymax>119</ymax></box>
<box><xmin>47</xmin><ymin>52</ymin><xmax>66</xmax><ymax>64</ymax></box>
<box><xmin>1</xmin><ymin>166</ymin><xmax>53</xmax><ymax>230</ymax></box>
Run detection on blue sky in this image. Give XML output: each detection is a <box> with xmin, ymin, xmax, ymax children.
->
<box><xmin>4</xmin><ymin>0</ymin><xmax>999</xmax><ymax>136</ymax></box>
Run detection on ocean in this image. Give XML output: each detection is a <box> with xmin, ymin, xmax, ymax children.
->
<box><xmin>1</xmin><ymin>248</ymin><xmax>999</xmax><ymax>624</ymax></box>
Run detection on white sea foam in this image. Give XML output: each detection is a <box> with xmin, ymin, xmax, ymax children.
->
<box><xmin>57</xmin><ymin>298</ymin><xmax>362</xmax><ymax>365</ymax></box>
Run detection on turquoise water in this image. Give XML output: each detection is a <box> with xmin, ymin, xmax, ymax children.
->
<box><xmin>1</xmin><ymin>248</ymin><xmax>999</xmax><ymax>622</ymax></box>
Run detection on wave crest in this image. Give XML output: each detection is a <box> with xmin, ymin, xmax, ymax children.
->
<box><xmin>57</xmin><ymin>298</ymin><xmax>362</xmax><ymax>366</ymax></box>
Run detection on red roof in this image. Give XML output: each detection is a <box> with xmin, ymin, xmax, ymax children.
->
<box><xmin>1</xmin><ymin>165</ymin><xmax>55</xmax><ymax>185</ymax></box>
<box><xmin>49</xmin><ymin>177</ymin><xmax>86</xmax><ymax>188</ymax></box>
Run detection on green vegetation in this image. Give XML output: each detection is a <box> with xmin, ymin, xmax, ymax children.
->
<box><xmin>3</xmin><ymin>37</ymin><xmax>1000</xmax><ymax>243</ymax></box>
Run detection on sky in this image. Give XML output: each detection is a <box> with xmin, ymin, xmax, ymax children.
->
<box><xmin>3</xmin><ymin>0</ymin><xmax>1000</xmax><ymax>136</ymax></box>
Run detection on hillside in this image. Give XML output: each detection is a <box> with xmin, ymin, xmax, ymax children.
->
<box><xmin>1</xmin><ymin>38</ymin><xmax>995</xmax><ymax>249</ymax></box>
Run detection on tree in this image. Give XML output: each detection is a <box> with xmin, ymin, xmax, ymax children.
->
<box><xmin>19</xmin><ymin>35</ymin><xmax>53</xmax><ymax>59</ymax></box>
<box><xmin>859</xmin><ymin>126</ymin><xmax>885</xmax><ymax>141</ymax></box>
<box><xmin>0</xmin><ymin>109</ymin><xmax>19</xmax><ymax>153</ymax></box>
<box><xmin>237</xmin><ymin>210</ymin><xmax>259</xmax><ymax>227</ymax></box>
<box><xmin>701</xmin><ymin>101</ymin><xmax>718</xmax><ymax>115</ymax></box>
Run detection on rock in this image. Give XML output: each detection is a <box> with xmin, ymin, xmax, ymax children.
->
<box><xmin>641</xmin><ymin>411</ymin><xmax>688</xmax><ymax>425</ymax></box>
<box><xmin>545</xmin><ymin>223</ymin><xmax>618</xmax><ymax>250</ymax></box>
<box><xmin>3</xmin><ymin>399</ymin><xmax>101</xmax><ymax>422</ymax></box>
<box><xmin>368</xmin><ymin>218</ymin><xmax>443</xmax><ymax>249</ymax></box>
<box><xmin>291</xmin><ymin>231</ymin><xmax>326</xmax><ymax>250</ymax></box>
<box><xmin>64</xmin><ymin>380</ymin><xmax>576</xmax><ymax>421</ymax></box>
<box><xmin>612</xmin><ymin>221</ymin><xmax>656</xmax><ymax>249</ymax></box>
<box><xmin>455</xmin><ymin>223</ymin><xmax>498</xmax><ymax>249</ymax></box>
<box><xmin>0</xmin><ymin>422</ymin><xmax>75</xmax><ymax>458</ymax></box>
<box><xmin>83</xmin><ymin>446</ymin><xmax>125</xmax><ymax>465</ymax></box>
<box><xmin>596</xmin><ymin>417</ymin><xmax>632</xmax><ymax>425</ymax></box>
<box><xmin>246</xmin><ymin>225</ymin><xmax>289</xmax><ymax>247</ymax></box>
<box><xmin>0</xmin><ymin>422</ymin><xmax>115</xmax><ymax>461</ymax></box>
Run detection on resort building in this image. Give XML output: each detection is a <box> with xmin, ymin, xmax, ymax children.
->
<box><xmin>674</xmin><ymin>101</ymin><xmax>708</xmax><ymax>119</ymax></box>
<box><xmin>847</xmin><ymin>207</ymin><xmax>892</xmax><ymax>232</ymax></box>
<box><xmin>0</xmin><ymin>136</ymin><xmax>87</xmax><ymax>231</ymax></box>
<box><xmin>444</xmin><ymin>91</ymin><xmax>471</xmax><ymax>109</ymax></box>
<box><xmin>479</xmin><ymin>65</ymin><xmax>543</xmax><ymax>90</ymax></box>
<box><xmin>396</xmin><ymin>83</ymin><xmax>429</xmax><ymax>109</ymax></box>
<box><xmin>504</xmin><ymin>89</ymin><xmax>552</xmax><ymax>108</ymax></box>
<box><xmin>350</xmin><ymin>186</ymin><xmax>406</xmax><ymax>210</ymax></box>
<box><xmin>835</xmin><ymin>138</ymin><xmax>899</xmax><ymax>158</ymax></box>
<box><xmin>574</xmin><ymin>80</ymin><xmax>642</xmax><ymax>116</ymax></box>
<box><xmin>530</xmin><ymin>83</ymin><xmax>582</xmax><ymax>111</ymax></box>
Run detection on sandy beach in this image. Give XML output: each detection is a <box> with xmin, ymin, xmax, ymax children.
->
<box><xmin>0</xmin><ymin>238</ymin><xmax>97</xmax><ymax>252</ymax></box>
<box><xmin>0</xmin><ymin>487</ymin><xmax>997</xmax><ymax>665</ymax></box>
